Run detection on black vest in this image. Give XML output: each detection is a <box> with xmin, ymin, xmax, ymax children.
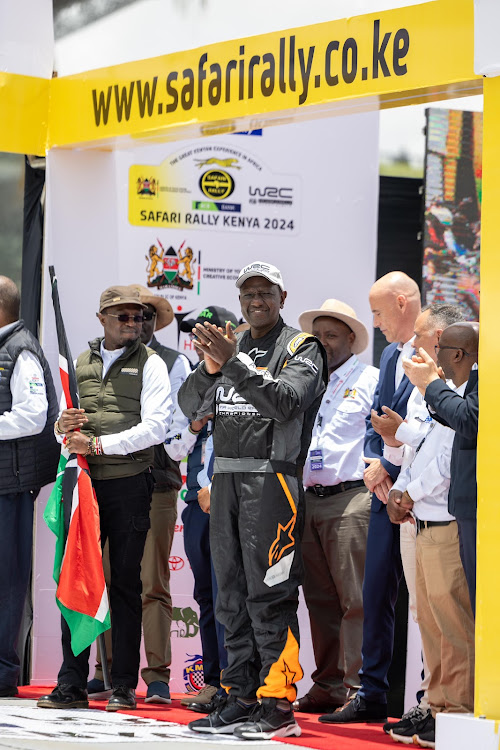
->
<box><xmin>149</xmin><ymin>336</ymin><xmax>184</xmax><ymax>492</ymax></box>
<box><xmin>0</xmin><ymin>321</ymin><xmax>60</xmax><ymax>493</ymax></box>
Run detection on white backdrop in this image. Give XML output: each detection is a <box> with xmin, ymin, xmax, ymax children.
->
<box><xmin>34</xmin><ymin>112</ymin><xmax>380</xmax><ymax>696</ymax></box>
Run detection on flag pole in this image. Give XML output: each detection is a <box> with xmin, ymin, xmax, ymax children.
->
<box><xmin>48</xmin><ymin>266</ymin><xmax>111</xmax><ymax>692</ymax></box>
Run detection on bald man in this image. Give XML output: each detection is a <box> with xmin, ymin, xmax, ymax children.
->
<box><xmin>403</xmin><ymin>322</ymin><xmax>479</xmax><ymax>615</ymax></box>
<box><xmin>321</xmin><ymin>271</ymin><xmax>421</xmax><ymax>725</ymax></box>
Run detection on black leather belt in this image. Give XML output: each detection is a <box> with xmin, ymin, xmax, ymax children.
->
<box><xmin>307</xmin><ymin>480</ymin><xmax>365</xmax><ymax>498</ymax></box>
<box><xmin>416</xmin><ymin>519</ymin><xmax>453</xmax><ymax>534</ymax></box>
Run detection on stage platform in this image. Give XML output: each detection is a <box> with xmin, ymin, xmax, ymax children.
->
<box><xmin>0</xmin><ymin>687</ymin><xmax>398</xmax><ymax>750</ymax></box>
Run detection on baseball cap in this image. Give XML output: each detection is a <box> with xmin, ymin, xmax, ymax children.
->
<box><xmin>235</xmin><ymin>261</ymin><xmax>284</xmax><ymax>291</ymax></box>
<box><xmin>180</xmin><ymin>306</ymin><xmax>239</xmax><ymax>333</ymax></box>
<box><xmin>99</xmin><ymin>285</ymin><xmax>146</xmax><ymax>313</ymax></box>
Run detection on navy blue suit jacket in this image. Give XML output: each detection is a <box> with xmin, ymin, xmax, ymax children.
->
<box><xmin>364</xmin><ymin>342</ymin><xmax>414</xmax><ymax>512</ymax></box>
<box><xmin>425</xmin><ymin>369</ymin><xmax>478</xmax><ymax>520</ymax></box>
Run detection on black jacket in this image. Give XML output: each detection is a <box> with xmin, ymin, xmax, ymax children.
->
<box><xmin>425</xmin><ymin>369</ymin><xmax>478</xmax><ymax>520</ymax></box>
<box><xmin>178</xmin><ymin>319</ymin><xmax>327</xmax><ymax>475</ymax></box>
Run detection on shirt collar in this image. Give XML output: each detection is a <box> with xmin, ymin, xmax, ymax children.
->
<box><xmin>397</xmin><ymin>336</ymin><xmax>415</xmax><ymax>354</ymax></box>
<box><xmin>100</xmin><ymin>341</ymin><xmax>126</xmax><ymax>358</ymax></box>
<box><xmin>329</xmin><ymin>354</ymin><xmax>358</xmax><ymax>382</ymax></box>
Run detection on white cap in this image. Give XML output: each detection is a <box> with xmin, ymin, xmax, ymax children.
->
<box><xmin>236</xmin><ymin>261</ymin><xmax>284</xmax><ymax>291</ymax></box>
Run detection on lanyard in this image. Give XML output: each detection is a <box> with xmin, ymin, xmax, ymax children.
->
<box><xmin>316</xmin><ymin>360</ymin><xmax>358</xmax><ymax>429</ymax></box>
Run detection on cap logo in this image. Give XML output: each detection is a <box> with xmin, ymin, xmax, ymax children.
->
<box><xmin>199</xmin><ymin>309</ymin><xmax>213</xmax><ymax>319</ymax></box>
<box><xmin>112</xmin><ymin>296</ymin><xmax>121</xmax><ymax>302</ymax></box>
<box><xmin>242</xmin><ymin>262</ymin><xmax>271</xmax><ymax>274</ymax></box>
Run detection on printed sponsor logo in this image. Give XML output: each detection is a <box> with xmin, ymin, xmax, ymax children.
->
<box><xmin>169</xmin><ymin>555</ymin><xmax>185</xmax><ymax>571</ymax></box>
<box><xmin>249</xmin><ymin>185</ymin><xmax>293</xmax><ymax>205</ymax></box>
<box><xmin>183</xmin><ymin>654</ymin><xmax>205</xmax><ymax>692</ymax></box>
<box><xmin>199</xmin><ymin>169</ymin><xmax>235</xmax><ymax>200</ymax></box>
<box><xmin>172</xmin><ymin>607</ymin><xmax>200</xmax><ymax>639</ymax></box>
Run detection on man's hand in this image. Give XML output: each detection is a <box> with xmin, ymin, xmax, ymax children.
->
<box><xmin>402</xmin><ymin>348</ymin><xmax>445</xmax><ymax>395</ymax></box>
<box><xmin>198</xmin><ymin>486</ymin><xmax>211</xmax><ymax>514</ymax></box>
<box><xmin>373</xmin><ymin>475</ymin><xmax>394</xmax><ymax>504</ymax></box>
<box><xmin>370</xmin><ymin>407</ymin><xmax>403</xmax><ymax>447</ymax></box>
<box><xmin>387</xmin><ymin>489</ymin><xmax>414</xmax><ymax>524</ymax></box>
<box><xmin>193</xmin><ymin>321</ymin><xmax>237</xmax><ymax>373</ymax></box>
<box><xmin>190</xmin><ymin>414</ymin><xmax>213</xmax><ymax>433</ymax></box>
<box><xmin>65</xmin><ymin>431</ymin><xmax>90</xmax><ymax>455</ymax></box>
<box><xmin>58</xmin><ymin>408</ymin><xmax>87</xmax><ymax>433</ymax></box>
<box><xmin>363</xmin><ymin>456</ymin><xmax>389</xmax><ymax>492</ymax></box>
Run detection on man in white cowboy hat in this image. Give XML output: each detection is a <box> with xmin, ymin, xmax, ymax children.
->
<box><xmin>293</xmin><ymin>299</ymin><xmax>379</xmax><ymax>715</ymax></box>
<box><xmin>87</xmin><ymin>285</ymin><xmax>192</xmax><ymax>705</ymax></box>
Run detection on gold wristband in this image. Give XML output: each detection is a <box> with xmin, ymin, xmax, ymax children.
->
<box><xmin>55</xmin><ymin>420</ymin><xmax>65</xmax><ymax>435</ymax></box>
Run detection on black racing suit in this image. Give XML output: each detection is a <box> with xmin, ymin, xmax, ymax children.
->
<box><xmin>178</xmin><ymin>317</ymin><xmax>327</xmax><ymax>701</ymax></box>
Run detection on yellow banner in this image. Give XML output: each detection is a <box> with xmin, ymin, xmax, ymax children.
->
<box><xmin>48</xmin><ymin>0</ymin><xmax>479</xmax><ymax>149</ymax></box>
<box><xmin>0</xmin><ymin>72</ymin><xmax>49</xmax><ymax>155</ymax></box>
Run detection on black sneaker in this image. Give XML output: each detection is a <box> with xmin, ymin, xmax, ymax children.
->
<box><xmin>383</xmin><ymin>706</ymin><xmax>429</xmax><ymax>734</ymax></box>
<box><xmin>37</xmin><ymin>684</ymin><xmax>89</xmax><ymax>709</ymax></box>
<box><xmin>234</xmin><ymin>698</ymin><xmax>301</xmax><ymax>740</ymax></box>
<box><xmin>318</xmin><ymin>694</ymin><xmax>387</xmax><ymax>724</ymax></box>
<box><xmin>188</xmin><ymin>695</ymin><xmax>257</xmax><ymax>734</ymax></box>
<box><xmin>386</xmin><ymin>705</ymin><xmax>430</xmax><ymax>741</ymax></box>
<box><xmin>413</xmin><ymin>713</ymin><xmax>436</xmax><ymax>748</ymax></box>
<box><xmin>106</xmin><ymin>686</ymin><xmax>137</xmax><ymax>711</ymax></box>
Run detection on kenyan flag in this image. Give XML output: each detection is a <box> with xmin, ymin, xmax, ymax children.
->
<box><xmin>46</xmin><ymin>267</ymin><xmax>110</xmax><ymax>656</ymax></box>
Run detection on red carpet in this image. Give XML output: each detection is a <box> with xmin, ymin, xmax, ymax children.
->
<box><xmin>18</xmin><ymin>686</ymin><xmax>397</xmax><ymax>749</ymax></box>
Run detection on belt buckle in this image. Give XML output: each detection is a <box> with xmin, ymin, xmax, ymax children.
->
<box><xmin>313</xmin><ymin>484</ymin><xmax>326</xmax><ymax>497</ymax></box>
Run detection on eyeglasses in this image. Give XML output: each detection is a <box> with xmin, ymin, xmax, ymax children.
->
<box><xmin>434</xmin><ymin>345</ymin><xmax>474</xmax><ymax>356</ymax></box>
<box><xmin>106</xmin><ymin>313</ymin><xmax>144</xmax><ymax>323</ymax></box>
<box><xmin>240</xmin><ymin>291</ymin><xmax>276</xmax><ymax>301</ymax></box>
<box><xmin>142</xmin><ymin>311</ymin><xmax>156</xmax><ymax>322</ymax></box>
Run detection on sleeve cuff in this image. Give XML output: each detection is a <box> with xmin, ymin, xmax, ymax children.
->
<box><xmin>383</xmin><ymin>444</ymin><xmax>404</xmax><ymax>465</ymax></box>
<box><xmin>406</xmin><ymin>478</ymin><xmax>423</xmax><ymax>503</ymax></box>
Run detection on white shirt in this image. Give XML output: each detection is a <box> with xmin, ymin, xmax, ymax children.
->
<box><xmin>383</xmin><ymin>386</ymin><xmax>434</xmax><ymax>469</ymax></box>
<box><xmin>197</xmin><ymin>433</ymin><xmax>213</xmax><ymax>489</ymax></box>
<box><xmin>303</xmin><ymin>355</ymin><xmax>379</xmax><ymax>487</ymax></box>
<box><xmin>0</xmin><ymin>321</ymin><xmax>48</xmax><ymax>440</ymax></box>
<box><xmin>391</xmin><ymin>380</ymin><xmax>467</xmax><ymax>521</ymax></box>
<box><xmin>57</xmin><ymin>341</ymin><xmax>172</xmax><ymax>455</ymax></box>
<box><xmin>395</xmin><ymin>338</ymin><xmax>415</xmax><ymax>390</ymax></box>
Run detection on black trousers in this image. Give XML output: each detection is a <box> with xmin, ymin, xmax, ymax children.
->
<box><xmin>0</xmin><ymin>491</ymin><xmax>35</xmax><ymax>688</ymax></box>
<box><xmin>210</xmin><ymin>471</ymin><xmax>303</xmax><ymax>702</ymax></box>
<box><xmin>58</xmin><ymin>470</ymin><xmax>153</xmax><ymax>689</ymax></box>
<box><xmin>182</xmin><ymin>501</ymin><xmax>227</xmax><ymax>687</ymax></box>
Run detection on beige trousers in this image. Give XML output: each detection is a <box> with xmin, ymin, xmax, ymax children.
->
<box><xmin>302</xmin><ymin>486</ymin><xmax>371</xmax><ymax>704</ymax></box>
<box><xmin>415</xmin><ymin>521</ymin><xmax>475</xmax><ymax>716</ymax></box>
<box><xmin>400</xmin><ymin>520</ymin><xmax>431</xmax><ymax>710</ymax></box>
<box><xmin>94</xmin><ymin>488</ymin><xmax>178</xmax><ymax>685</ymax></box>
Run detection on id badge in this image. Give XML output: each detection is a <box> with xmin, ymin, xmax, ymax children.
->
<box><xmin>310</xmin><ymin>449</ymin><xmax>323</xmax><ymax>471</ymax></box>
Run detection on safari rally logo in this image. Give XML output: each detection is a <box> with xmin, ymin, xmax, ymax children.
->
<box><xmin>146</xmin><ymin>238</ymin><xmax>201</xmax><ymax>292</ymax></box>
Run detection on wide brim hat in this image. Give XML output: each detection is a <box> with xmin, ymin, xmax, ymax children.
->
<box><xmin>130</xmin><ymin>284</ymin><xmax>174</xmax><ymax>330</ymax></box>
<box><xmin>298</xmin><ymin>299</ymin><xmax>369</xmax><ymax>355</ymax></box>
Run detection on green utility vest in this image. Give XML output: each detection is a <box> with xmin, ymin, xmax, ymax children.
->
<box><xmin>76</xmin><ymin>337</ymin><xmax>156</xmax><ymax>480</ymax></box>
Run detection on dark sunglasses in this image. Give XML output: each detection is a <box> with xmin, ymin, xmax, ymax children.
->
<box><xmin>142</xmin><ymin>311</ymin><xmax>157</xmax><ymax>322</ymax></box>
<box><xmin>106</xmin><ymin>313</ymin><xmax>144</xmax><ymax>323</ymax></box>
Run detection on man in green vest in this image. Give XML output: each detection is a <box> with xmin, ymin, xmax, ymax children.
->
<box><xmin>87</xmin><ymin>285</ymin><xmax>192</xmax><ymax>704</ymax></box>
<box><xmin>37</xmin><ymin>285</ymin><xmax>172</xmax><ymax>712</ymax></box>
